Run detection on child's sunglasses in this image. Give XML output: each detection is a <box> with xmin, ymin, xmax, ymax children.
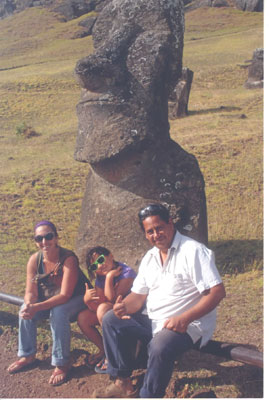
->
<box><xmin>34</xmin><ymin>232</ymin><xmax>55</xmax><ymax>242</ymax></box>
<box><xmin>88</xmin><ymin>254</ymin><xmax>106</xmax><ymax>271</ymax></box>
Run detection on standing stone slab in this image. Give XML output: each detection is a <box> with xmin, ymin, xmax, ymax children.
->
<box><xmin>244</xmin><ymin>48</ymin><xmax>263</xmax><ymax>89</ymax></box>
<box><xmin>74</xmin><ymin>0</ymin><xmax>208</xmax><ymax>268</ymax></box>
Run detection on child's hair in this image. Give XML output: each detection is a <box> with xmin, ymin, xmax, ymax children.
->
<box><xmin>85</xmin><ymin>246</ymin><xmax>111</xmax><ymax>280</ymax></box>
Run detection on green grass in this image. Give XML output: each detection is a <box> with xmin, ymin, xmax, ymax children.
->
<box><xmin>0</xmin><ymin>5</ymin><xmax>264</xmax><ymax>398</ymax></box>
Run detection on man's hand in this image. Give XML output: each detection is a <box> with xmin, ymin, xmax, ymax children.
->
<box><xmin>113</xmin><ymin>295</ymin><xmax>130</xmax><ymax>319</ymax></box>
<box><xmin>163</xmin><ymin>315</ymin><xmax>190</xmax><ymax>333</ymax></box>
<box><xmin>163</xmin><ymin>283</ymin><xmax>226</xmax><ymax>333</ymax></box>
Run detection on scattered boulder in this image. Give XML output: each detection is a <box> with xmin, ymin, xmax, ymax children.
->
<box><xmin>169</xmin><ymin>67</ymin><xmax>194</xmax><ymax>119</ymax></box>
<box><xmin>185</xmin><ymin>0</ymin><xmax>263</xmax><ymax>12</ymax></box>
<box><xmin>52</xmin><ymin>0</ymin><xmax>97</xmax><ymax>21</ymax></box>
<box><xmin>73</xmin><ymin>15</ymin><xmax>97</xmax><ymax>38</ymax></box>
<box><xmin>0</xmin><ymin>0</ymin><xmax>16</xmax><ymax>19</ymax></box>
<box><xmin>185</xmin><ymin>0</ymin><xmax>230</xmax><ymax>12</ymax></box>
<box><xmin>244</xmin><ymin>48</ymin><xmax>263</xmax><ymax>89</ymax></box>
<box><xmin>0</xmin><ymin>0</ymin><xmax>263</xmax><ymax>20</ymax></box>
<box><xmin>74</xmin><ymin>0</ymin><xmax>208</xmax><ymax>268</ymax></box>
<box><xmin>0</xmin><ymin>0</ymin><xmax>102</xmax><ymax>21</ymax></box>
<box><xmin>78</xmin><ymin>15</ymin><xmax>96</xmax><ymax>29</ymax></box>
<box><xmin>235</xmin><ymin>0</ymin><xmax>263</xmax><ymax>11</ymax></box>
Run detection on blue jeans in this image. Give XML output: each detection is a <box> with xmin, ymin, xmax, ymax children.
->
<box><xmin>102</xmin><ymin>310</ymin><xmax>195</xmax><ymax>398</ymax></box>
<box><xmin>18</xmin><ymin>295</ymin><xmax>86</xmax><ymax>366</ymax></box>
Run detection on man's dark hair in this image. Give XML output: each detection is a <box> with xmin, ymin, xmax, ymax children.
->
<box><xmin>138</xmin><ymin>203</ymin><xmax>170</xmax><ymax>231</ymax></box>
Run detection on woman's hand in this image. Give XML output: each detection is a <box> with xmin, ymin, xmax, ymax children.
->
<box><xmin>20</xmin><ymin>302</ymin><xmax>37</xmax><ymax>320</ymax></box>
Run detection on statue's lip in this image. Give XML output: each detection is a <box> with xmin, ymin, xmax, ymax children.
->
<box><xmin>79</xmin><ymin>91</ymin><xmax>129</xmax><ymax>105</ymax></box>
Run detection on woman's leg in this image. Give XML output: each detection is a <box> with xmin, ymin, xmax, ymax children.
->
<box><xmin>48</xmin><ymin>295</ymin><xmax>85</xmax><ymax>385</ymax></box>
<box><xmin>49</xmin><ymin>295</ymin><xmax>85</xmax><ymax>366</ymax></box>
<box><xmin>8</xmin><ymin>304</ymin><xmax>49</xmax><ymax>373</ymax></box>
<box><xmin>18</xmin><ymin>304</ymin><xmax>49</xmax><ymax>358</ymax></box>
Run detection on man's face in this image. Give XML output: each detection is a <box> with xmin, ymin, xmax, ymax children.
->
<box><xmin>142</xmin><ymin>215</ymin><xmax>175</xmax><ymax>251</ymax></box>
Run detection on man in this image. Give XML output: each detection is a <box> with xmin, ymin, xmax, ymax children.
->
<box><xmin>93</xmin><ymin>203</ymin><xmax>226</xmax><ymax>398</ymax></box>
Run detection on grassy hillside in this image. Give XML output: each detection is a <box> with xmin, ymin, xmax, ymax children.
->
<box><xmin>0</xmin><ymin>6</ymin><xmax>263</xmax><ymax>398</ymax></box>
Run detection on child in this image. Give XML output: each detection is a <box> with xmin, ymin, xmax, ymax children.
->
<box><xmin>77</xmin><ymin>246</ymin><xmax>136</xmax><ymax>370</ymax></box>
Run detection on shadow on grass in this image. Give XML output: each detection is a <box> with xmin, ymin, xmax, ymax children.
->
<box><xmin>208</xmin><ymin>239</ymin><xmax>263</xmax><ymax>275</ymax></box>
<box><xmin>188</xmin><ymin>105</ymin><xmax>241</xmax><ymax>116</ymax></box>
<box><xmin>0</xmin><ymin>309</ymin><xmax>87</xmax><ymax>342</ymax></box>
<box><xmin>0</xmin><ymin>310</ymin><xmax>18</xmax><ymax>328</ymax></box>
<box><xmin>172</xmin><ymin>350</ymin><xmax>263</xmax><ymax>398</ymax></box>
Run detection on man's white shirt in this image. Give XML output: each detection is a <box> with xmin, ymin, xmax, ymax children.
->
<box><xmin>131</xmin><ymin>231</ymin><xmax>222</xmax><ymax>347</ymax></box>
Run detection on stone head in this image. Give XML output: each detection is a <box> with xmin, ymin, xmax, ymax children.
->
<box><xmin>74</xmin><ymin>0</ymin><xmax>184</xmax><ymax>163</ymax></box>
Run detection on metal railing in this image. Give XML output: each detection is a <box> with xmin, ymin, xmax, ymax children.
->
<box><xmin>0</xmin><ymin>291</ymin><xmax>263</xmax><ymax>368</ymax></box>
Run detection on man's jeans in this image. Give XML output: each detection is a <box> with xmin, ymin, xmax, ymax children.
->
<box><xmin>18</xmin><ymin>295</ymin><xmax>85</xmax><ymax>366</ymax></box>
<box><xmin>102</xmin><ymin>310</ymin><xmax>195</xmax><ymax>398</ymax></box>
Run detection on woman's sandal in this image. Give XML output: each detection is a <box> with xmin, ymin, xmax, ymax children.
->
<box><xmin>7</xmin><ymin>357</ymin><xmax>36</xmax><ymax>374</ymax></box>
<box><xmin>85</xmin><ymin>352</ymin><xmax>105</xmax><ymax>369</ymax></box>
<box><xmin>94</xmin><ymin>357</ymin><xmax>108</xmax><ymax>374</ymax></box>
<box><xmin>49</xmin><ymin>365</ymin><xmax>70</xmax><ymax>386</ymax></box>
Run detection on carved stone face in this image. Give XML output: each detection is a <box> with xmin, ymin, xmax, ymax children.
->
<box><xmin>74</xmin><ymin>0</ymin><xmax>184</xmax><ymax>163</ymax></box>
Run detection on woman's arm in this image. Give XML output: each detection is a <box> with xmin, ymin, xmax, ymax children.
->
<box><xmin>24</xmin><ymin>253</ymin><xmax>39</xmax><ymax>304</ymax></box>
<box><xmin>21</xmin><ymin>255</ymin><xmax>79</xmax><ymax>319</ymax></box>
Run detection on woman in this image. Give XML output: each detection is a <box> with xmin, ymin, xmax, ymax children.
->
<box><xmin>77</xmin><ymin>246</ymin><xmax>136</xmax><ymax>371</ymax></box>
<box><xmin>7</xmin><ymin>220</ymin><xmax>88</xmax><ymax>386</ymax></box>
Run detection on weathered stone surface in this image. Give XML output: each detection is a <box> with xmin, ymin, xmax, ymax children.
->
<box><xmin>0</xmin><ymin>0</ymin><xmax>263</xmax><ymax>21</ymax></box>
<box><xmin>185</xmin><ymin>0</ymin><xmax>263</xmax><ymax>12</ymax></box>
<box><xmin>0</xmin><ymin>0</ymin><xmax>16</xmax><ymax>19</ymax></box>
<box><xmin>73</xmin><ymin>16</ymin><xmax>96</xmax><ymax>38</ymax></box>
<box><xmin>185</xmin><ymin>0</ymin><xmax>229</xmax><ymax>12</ymax></box>
<box><xmin>52</xmin><ymin>0</ymin><xmax>97</xmax><ymax>20</ymax></box>
<box><xmin>75</xmin><ymin>0</ymin><xmax>184</xmax><ymax>163</ymax></box>
<box><xmin>74</xmin><ymin>0</ymin><xmax>208</xmax><ymax>268</ymax></box>
<box><xmin>244</xmin><ymin>48</ymin><xmax>263</xmax><ymax>89</ymax></box>
<box><xmin>0</xmin><ymin>0</ymin><xmax>103</xmax><ymax>20</ymax></box>
<box><xmin>169</xmin><ymin>67</ymin><xmax>194</xmax><ymax>119</ymax></box>
<box><xmin>235</xmin><ymin>0</ymin><xmax>263</xmax><ymax>11</ymax></box>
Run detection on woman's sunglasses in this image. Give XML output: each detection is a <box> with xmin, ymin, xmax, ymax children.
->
<box><xmin>34</xmin><ymin>232</ymin><xmax>55</xmax><ymax>242</ymax></box>
<box><xmin>88</xmin><ymin>254</ymin><xmax>106</xmax><ymax>271</ymax></box>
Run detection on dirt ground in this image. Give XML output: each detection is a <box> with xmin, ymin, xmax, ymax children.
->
<box><xmin>0</xmin><ymin>320</ymin><xmax>263</xmax><ymax>399</ymax></box>
<box><xmin>0</xmin><ymin>269</ymin><xmax>264</xmax><ymax>399</ymax></box>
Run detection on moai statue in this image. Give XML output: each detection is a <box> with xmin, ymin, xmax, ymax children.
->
<box><xmin>244</xmin><ymin>48</ymin><xmax>263</xmax><ymax>89</ymax></box>
<box><xmin>168</xmin><ymin>67</ymin><xmax>194</xmax><ymax>119</ymax></box>
<box><xmin>74</xmin><ymin>0</ymin><xmax>208</xmax><ymax>268</ymax></box>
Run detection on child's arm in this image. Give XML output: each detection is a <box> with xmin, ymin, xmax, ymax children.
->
<box><xmin>104</xmin><ymin>266</ymin><xmax>134</xmax><ymax>303</ymax></box>
<box><xmin>84</xmin><ymin>283</ymin><xmax>105</xmax><ymax>312</ymax></box>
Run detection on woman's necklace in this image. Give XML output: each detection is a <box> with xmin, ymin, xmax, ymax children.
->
<box><xmin>43</xmin><ymin>249</ymin><xmax>61</xmax><ymax>274</ymax></box>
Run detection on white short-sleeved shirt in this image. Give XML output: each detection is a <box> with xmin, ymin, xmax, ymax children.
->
<box><xmin>131</xmin><ymin>231</ymin><xmax>222</xmax><ymax>347</ymax></box>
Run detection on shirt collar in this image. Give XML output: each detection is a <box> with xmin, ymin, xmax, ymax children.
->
<box><xmin>170</xmin><ymin>230</ymin><xmax>182</xmax><ymax>250</ymax></box>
